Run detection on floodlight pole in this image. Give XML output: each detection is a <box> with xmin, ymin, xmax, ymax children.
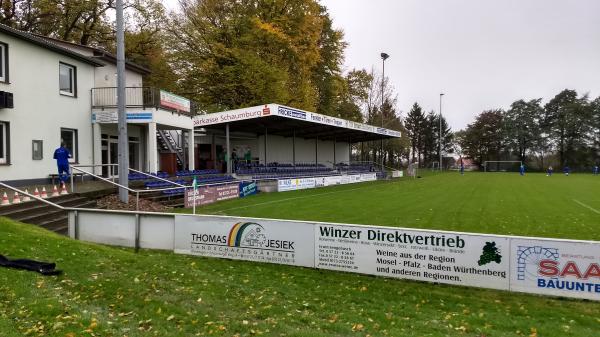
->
<box><xmin>116</xmin><ymin>0</ymin><xmax>129</xmax><ymax>203</ymax></box>
<box><xmin>439</xmin><ymin>93</ymin><xmax>444</xmax><ymax>172</ymax></box>
<box><xmin>380</xmin><ymin>52</ymin><xmax>389</xmax><ymax>172</ymax></box>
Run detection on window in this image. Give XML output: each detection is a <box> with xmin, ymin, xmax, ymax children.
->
<box><xmin>0</xmin><ymin>121</ymin><xmax>8</xmax><ymax>164</ymax></box>
<box><xmin>0</xmin><ymin>42</ymin><xmax>7</xmax><ymax>83</ymax></box>
<box><xmin>32</xmin><ymin>140</ymin><xmax>43</xmax><ymax>160</ymax></box>
<box><xmin>60</xmin><ymin>128</ymin><xmax>78</xmax><ymax>162</ymax></box>
<box><xmin>59</xmin><ymin>62</ymin><xmax>76</xmax><ymax>96</ymax></box>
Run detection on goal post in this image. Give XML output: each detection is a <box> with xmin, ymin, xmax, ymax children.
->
<box><xmin>431</xmin><ymin>162</ymin><xmax>440</xmax><ymax>171</ymax></box>
<box><xmin>407</xmin><ymin>162</ymin><xmax>419</xmax><ymax>178</ymax></box>
<box><xmin>483</xmin><ymin>161</ymin><xmax>523</xmax><ymax>172</ymax></box>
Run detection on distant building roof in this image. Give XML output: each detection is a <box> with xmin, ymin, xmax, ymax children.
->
<box><xmin>0</xmin><ymin>23</ymin><xmax>103</xmax><ymax>66</ymax></box>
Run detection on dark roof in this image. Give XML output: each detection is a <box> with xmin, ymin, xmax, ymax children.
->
<box><xmin>0</xmin><ymin>23</ymin><xmax>103</xmax><ymax>66</ymax></box>
<box><xmin>29</xmin><ymin>35</ymin><xmax>151</xmax><ymax>75</ymax></box>
<box><xmin>91</xmin><ymin>49</ymin><xmax>151</xmax><ymax>75</ymax></box>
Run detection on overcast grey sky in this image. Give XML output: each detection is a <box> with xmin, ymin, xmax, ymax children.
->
<box><xmin>163</xmin><ymin>0</ymin><xmax>600</xmax><ymax>130</ymax></box>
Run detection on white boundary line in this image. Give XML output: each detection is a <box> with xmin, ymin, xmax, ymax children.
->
<box><xmin>573</xmin><ymin>199</ymin><xmax>600</xmax><ymax>214</ymax></box>
<box><xmin>214</xmin><ymin>180</ymin><xmax>395</xmax><ymax>213</ymax></box>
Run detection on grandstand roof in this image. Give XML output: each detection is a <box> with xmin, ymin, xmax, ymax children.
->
<box><xmin>192</xmin><ymin>104</ymin><xmax>401</xmax><ymax>142</ymax></box>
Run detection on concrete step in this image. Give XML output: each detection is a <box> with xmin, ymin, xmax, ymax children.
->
<box><xmin>0</xmin><ymin>193</ymin><xmax>99</xmax><ymax>236</ymax></box>
<box><xmin>15</xmin><ymin>200</ymin><xmax>96</xmax><ymax>224</ymax></box>
<box><xmin>38</xmin><ymin>215</ymin><xmax>68</xmax><ymax>234</ymax></box>
<box><xmin>0</xmin><ymin>195</ymin><xmax>86</xmax><ymax>219</ymax></box>
<box><xmin>0</xmin><ymin>194</ymin><xmax>75</xmax><ymax>214</ymax></box>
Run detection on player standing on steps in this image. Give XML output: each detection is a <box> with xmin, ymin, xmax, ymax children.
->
<box><xmin>53</xmin><ymin>142</ymin><xmax>72</xmax><ymax>184</ymax></box>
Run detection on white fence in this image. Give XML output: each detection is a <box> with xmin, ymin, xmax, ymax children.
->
<box><xmin>277</xmin><ymin>173</ymin><xmax>377</xmax><ymax>192</ymax></box>
<box><xmin>69</xmin><ymin>209</ymin><xmax>600</xmax><ymax>301</ymax></box>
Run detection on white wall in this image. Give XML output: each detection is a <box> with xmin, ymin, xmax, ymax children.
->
<box><xmin>256</xmin><ymin>135</ymin><xmax>349</xmax><ymax>165</ymax></box>
<box><xmin>46</xmin><ymin>41</ymin><xmax>143</xmax><ymax>88</ymax></box>
<box><xmin>0</xmin><ymin>33</ymin><xmax>96</xmax><ymax>181</ymax></box>
<box><xmin>94</xmin><ymin>63</ymin><xmax>142</xmax><ymax>88</ymax></box>
<box><xmin>195</xmin><ymin>133</ymin><xmax>349</xmax><ymax>165</ymax></box>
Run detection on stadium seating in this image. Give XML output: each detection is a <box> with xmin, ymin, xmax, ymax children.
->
<box><xmin>175</xmin><ymin>169</ymin><xmax>220</xmax><ymax>177</ymax></box>
<box><xmin>155</xmin><ymin>175</ymin><xmax>236</xmax><ymax>195</ymax></box>
<box><xmin>236</xmin><ymin>162</ymin><xmax>333</xmax><ymax>178</ymax></box>
<box><xmin>128</xmin><ymin>171</ymin><xmax>170</xmax><ymax>181</ymax></box>
<box><xmin>335</xmin><ymin>163</ymin><xmax>377</xmax><ymax>174</ymax></box>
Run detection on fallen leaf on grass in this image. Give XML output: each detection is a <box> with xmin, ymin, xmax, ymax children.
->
<box><xmin>352</xmin><ymin>323</ymin><xmax>364</xmax><ymax>331</ymax></box>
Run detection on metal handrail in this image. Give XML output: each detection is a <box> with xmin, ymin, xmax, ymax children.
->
<box><xmin>69</xmin><ymin>165</ymin><xmax>144</xmax><ymax>210</ymax></box>
<box><xmin>0</xmin><ymin>181</ymin><xmax>65</xmax><ymax>210</ymax></box>
<box><xmin>72</xmin><ymin>163</ymin><xmax>118</xmax><ymax>182</ymax></box>
<box><xmin>136</xmin><ymin>178</ymin><xmax>254</xmax><ymax>193</ymax></box>
<box><xmin>1</xmin><ymin>175</ymin><xmax>254</xmax><ymax>216</ymax></box>
<box><xmin>91</xmin><ymin>87</ymin><xmax>200</xmax><ymax>116</ymax></box>
<box><xmin>69</xmin><ymin>164</ymin><xmax>255</xmax><ymax>210</ymax></box>
<box><xmin>70</xmin><ymin>166</ymin><xmax>135</xmax><ymax>192</ymax></box>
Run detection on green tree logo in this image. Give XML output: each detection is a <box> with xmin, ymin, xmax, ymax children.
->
<box><xmin>478</xmin><ymin>242</ymin><xmax>502</xmax><ymax>266</ymax></box>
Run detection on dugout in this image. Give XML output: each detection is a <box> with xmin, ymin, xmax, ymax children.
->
<box><xmin>192</xmin><ymin>104</ymin><xmax>402</xmax><ymax>174</ymax></box>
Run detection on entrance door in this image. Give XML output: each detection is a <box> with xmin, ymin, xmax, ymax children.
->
<box><xmin>129</xmin><ymin>142</ymin><xmax>139</xmax><ymax>170</ymax></box>
<box><xmin>109</xmin><ymin>140</ymin><xmax>119</xmax><ymax>177</ymax></box>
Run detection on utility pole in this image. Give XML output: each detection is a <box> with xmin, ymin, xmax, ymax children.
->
<box><xmin>439</xmin><ymin>93</ymin><xmax>444</xmax><ymax>172</ymax></box>
<box><xmin>116</xmin><ymin>0</ymin><xmax>129</xmax><ymax>202</ymax></box>
<box><xmin>380</xmin><ymin>52</ymin><xmax>389</xmax><ymax>171</ymax></box>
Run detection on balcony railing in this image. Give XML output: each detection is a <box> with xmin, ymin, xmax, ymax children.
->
<box><xmin>91</xmin><ymin>87</ymin><xmax>199</xmax><ymax>116</ymax></box>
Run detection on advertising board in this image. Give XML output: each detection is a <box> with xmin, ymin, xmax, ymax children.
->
<box><xmin>193</xmin><ymin>105</ymin><xmax>272</xmax><ymax>126</ymax></box>
<box><xmin>160</xmin><ymin>90</ymin><xmax>191</xmax><ymax>112</ymax></box>
<box><xmin>168</xmin><ymin>216</ymin><xmax>600</xmax><ymax>300</ymax></box>
<box><xmin>215</xmin><ymin>184</ymin><xmax>240</xmax><ymax>201</ymax></box>
<box><xmin>360</xmin><ymin>173</ymin><xmax>377</xmax><ymax>182</ymax></box>
<box><xmin>277</xmin><ymin>178</ymin><xmax>317</xmax><ymax>192</ymax></box>
<box><xmin>184</xmin><ymin>183</ymin><xmax>240</xmax><ymax>207</ymax></box>
<box><xmin>391</xmin><ymin>170</ymin><xmax>403</xmax><ymax>178</ymax></box>
<box><xmin>239</xmin><ymin>181</ymin><xmax>258</xmax><ymax>197</ymax></box>
<box><xmin>92</xmin><ymin>111</ymin><xmax>153</xmax><ymax>123</ymax></box>
<box><xmin>184</xmin><ymin>187</ymin><xmax>216</xmax><ymax>208</ymax></box>
<box><xmin>315</xmin><ymin>224</ymin><xmax>510</xmax><ymax>290</ymax></box>
<box><xmin>509</xmin><ymin>238</ymin><xmax>600</xmax><ymax>300</ymax></box>
<box><xmin>174</xmin><ymin>215</ymin><xmax>315</xmax><ymax>267</ymax></box>
<box><xmin>277</xmin><ymin>106</ymin><xmax>307</xmax><ymax>120</ymax></box>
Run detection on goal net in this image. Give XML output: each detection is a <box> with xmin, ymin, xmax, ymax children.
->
<box><xmin>431</xmin><ymin>162</ymin><xmax>440</xmax><ymax>171</ymax></box>
<box><xmin>483</xmin><ymin>161</ymin><xmax>523</xmax><ymax>172</ymax></box>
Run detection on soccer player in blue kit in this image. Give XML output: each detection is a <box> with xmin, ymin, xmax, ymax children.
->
<box><xmin>519</xmin><ymin>163</ymin><xmax>525</xmax><ymax>176</ymax></box>
<box><xmin>53</xmin><ymin>142</ymin><xmax>72</xmax><ymax>184</ymax></box>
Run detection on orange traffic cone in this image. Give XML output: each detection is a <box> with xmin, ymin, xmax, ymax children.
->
<box><xmin>41</xmin><ymin>187</ymin><xmax>48</xmax><ymax>199</ymax></box>
<box><xmin>22</xmin><ymin>189</ymin><xmax>31</xmax><ymax>202</ymax></box>
<box><xmin>51</xmin><ymin>185</ymin><xmax>59</xmax><ymax>197</ymax></box>
<box><xmin>1</xmin><ymin>192</ymin><xmax>9</xmax><ymax>206</ymax></box>
<box><xmin>33</xmin><ymin>188</ymin><xmax>40</xmax><ymax>198</ymax></box>
<box><xmin>12</xmin><ymin>192</ymin><xmax>21</xmax><ymax>204</ymax></box>
<box><xmin>60</xmin><ymin>183</ymin><xmax>68</xmax><ymax>195</ymax></box>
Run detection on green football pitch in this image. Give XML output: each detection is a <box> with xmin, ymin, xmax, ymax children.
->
<box><xmin>2</xmin><ymin>172</ymin><xmax>600</xmax><ymax>337</ymax></box>
<box><xmin>186</xmin><ymin>172</ymin><xmax>600</xmax><ymax>241</ymax></box>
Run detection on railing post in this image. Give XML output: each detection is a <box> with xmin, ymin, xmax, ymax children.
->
<box><xmin>136</xmin><ymin>191</ymin><xmax>140</xmax><ymax>211</ymax></box>
<box><xmin>70</xmin><ymin>171</ymin><xmax>74</xmax><ymax>193</ymax></box>
<box><xmin>152</xmin><ymin>88</ymin><xmax>156</xmax><ymax>109</ymax></box>
<box><xmin>74</xmin><ymin>210</ymin><xmax>79</xmax><ymax>240</ymax></box>
<box><xmin>134</xmin><ymin>214</ymin><xmax>140</xmax><ymax>253</ymax></box>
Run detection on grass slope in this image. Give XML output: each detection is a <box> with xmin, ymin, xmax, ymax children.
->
<box><xmin>185</xmin><ymin>172</ymin><xmax>600</xmax><ymax>241</ymax></box>
<box><xmin>0</xmin><ymin>222</ymin><xmax>599</xmax><ymax>335</ymax></box>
